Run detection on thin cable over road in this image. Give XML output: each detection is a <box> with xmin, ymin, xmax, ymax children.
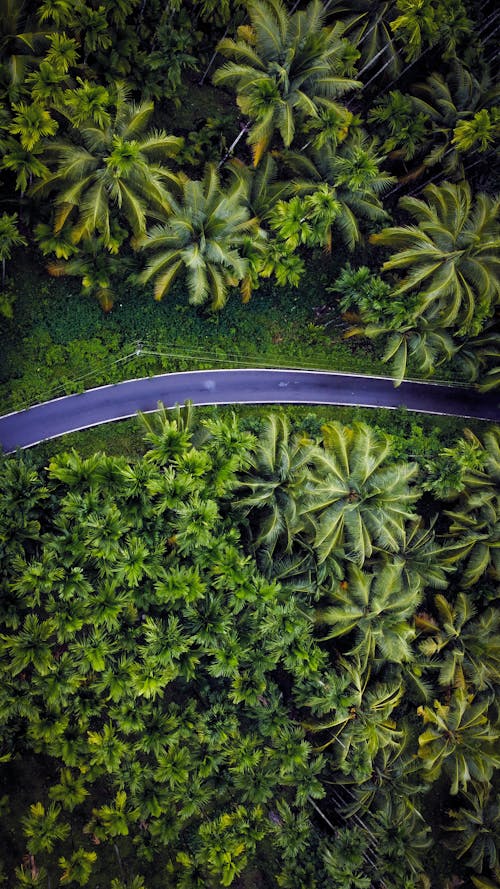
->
<box><xmin>0</xmin><ymin>369</ymin><xmax>498</xmax><ymax>453</ymax></box>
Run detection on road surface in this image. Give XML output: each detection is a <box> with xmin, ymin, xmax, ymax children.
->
<box><xmin>0</xmin><ymin>369</ymin><xmax>498</xmax><ymax>453</ymax></box>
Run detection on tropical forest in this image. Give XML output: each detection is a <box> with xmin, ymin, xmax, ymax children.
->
<box><xmin>0</xmin><ymin>0</ymin><xmax>499</xmax><ymax>887</ymax></box>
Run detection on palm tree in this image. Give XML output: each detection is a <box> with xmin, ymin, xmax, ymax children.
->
<box><xmin>213</xmin><ymin>0</ymin><xmax>360</xmax><ymax>164</ymax></box>
<box><xmin>324</xmin><ymin>0</ymin><xmax>402</xmax><ymax>83</ymax></box>
<box><xmin>368</xmin><ymin>797</ymin><xmax>432</xmax><ymax>883</ymax></box>
<box><xmin>21</xmin><ymin>801</ymin><xmax>70</xmax><ymax>855</ymax></box>
<box><xmin>302</xmin><ymin>421</ymin><xmax>418</xmax><ymax>564</ymax></box>
<box><xmin>0</xmin><ymin>0</ymin><xmax>48</xmax><ymax>101</ymax></box>
<box><xmin>44</xmin><ymin>234</ymin><xmax>130</xmax><ymax>311</ymax></box>
<box><xmin>315</xmin><ymin>562</ymin><xmax>419</xmax><ymax>671</ymax></box>
<box><xmin>409</xmin><ymin>59</ymin><xmax>499</xmax><ymax>176</ymax></box>
<box><xmin>370</xmin><ymin>182</ymin><xmax>500</xmax><ymax>337</ymax></box>
<box><xmin>368</xmin><ymin>89</ymin><xmax>430</xmax><ymax>165</ymax></box>
<box><xmin>30</xmin><ymin>83</ymin><xmax>183</xmax><ymax>250</ymax></box>
<box><xmin>0</xmin><ymin>210</ymin><xmax>26</xmax><ymax>286</ymax></box>
<box><xmin>389</xmin><ymin>0</ymin><xmax>471</xmax><ymax>64</ymax></box>
<box><xmin>417</xmin><ymin>690</ymin><xmax>500</xmax><ymax>794</ymax></box>
<box><xmin>138</xmin><ymin>164</ymin><xmax>265</xmax><ymax>309</ymax></box>
<box><xmin>444</xmin><ymin>783</ymin><xmax>500</xmax><ymax>873</ymax></box>
<box><xmin>0</xmin><ymin>614</ymin><xmax>55</xmax><ymax>676</ymax></box>
<box><xmin>443</xmin><ymin>426</ymin><xmax>500</xmax><ymax>587</ymax></box>
<box><xmin>362</xmin><ymin>317</ymin><xmax>456</xmax><ymax>385</ymax></box>
<box><xmin>281</xmin><ymin>135</ymin><xmax>393</xmax><ymax>250</ymax></box>
<box><xmin>9</xmin><ymin>101</ymin><xmax>58</xmax><ymax>151</ymax></box>
<box><xmin>235</xmin><ymin>414</ymin><xmax>321</xmax><ymax>558</ymax></box>
<box><xmin>59</xmin><ymin>849</ymin><xmax>97</xmax><ymax>887</ymax></box>
<box><xmin>417</xmin><ymin>592</ymin><xmax>500</xmax><ymax>693</ymax></box>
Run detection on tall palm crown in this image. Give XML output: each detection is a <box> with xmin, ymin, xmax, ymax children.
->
<box><xmin>31</xmin><ymin>84</ymin><xmax>183</xmax><ymax>249</ymax></box>
<box><xmin>303</xmin><ymin>421</ymin><xmax>418</xmax><ymax>565</ymax></box>
<box><xmin>234</xmin><ymin>413</ymin><xmax>321</xmax><ymax>556</ymax></box>
<box><xmin>138</xmin><ymin>164</ymin><xmax>265</xmax><ymax>309</ymax></box>
<box><xmin>315</xmin><ymin>562</ymin><xmax>419</xmax><ymax>670</ymax></box>
<box><xmin>371</xmin><ymin>181</ymin><xmax>500</xmax><ymax>336</ymax></box>
<box><xmin>213</xmin><ymin>0</ymin><xmax>360</xmax><ymax>164</ymax></box>
<box><xmin>409</xmin><ymin>59</ymin><xmax>499</xmax><ymax>173</ymax></box>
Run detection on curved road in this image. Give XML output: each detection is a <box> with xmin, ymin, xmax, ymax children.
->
<box><xmin>0</xmin><ymin>369</ymin><xmax>498</xmax><ymax>453</ymax></box>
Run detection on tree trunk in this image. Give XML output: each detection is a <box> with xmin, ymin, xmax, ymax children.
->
<box><xmin>218</xmin><ymin>122</ymin><xmax>250</xmax><ymax>167</ymax></box>
<box><xmin>199</xmin><ymin>27</ymin><xmax>228</xmax><ymax>85</ymax></box>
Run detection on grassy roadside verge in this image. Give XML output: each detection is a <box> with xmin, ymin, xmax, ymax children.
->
<box><xmin>1</xmin><ymin>249</ymin><xmax>391</xmax><ymax>414</ymax></box>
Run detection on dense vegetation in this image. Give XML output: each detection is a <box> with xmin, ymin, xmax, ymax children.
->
<box><xmin>0</xmin><ymin>0</ymin><xmax>498</xmax><ymax>397</ymax></box>
<box><xmin>0</xmin><ymin>407</ymin><xmax>499</xmax><ymax>887</ymax></box>
<box><xmin>0</xmin><ymin>1</ymin><xmax>499</xmax><ymax>887</ymax></box>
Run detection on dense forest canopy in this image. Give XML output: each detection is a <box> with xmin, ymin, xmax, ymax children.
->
<box><xmin>0</xmin><ymin>0</ymin><xmax>498</xmax><ymax>386</ymax></box>
<box><xmin>0</xmin><ymin>407</ymin><xmax>499</xmax><ymax>887</ymax></box>
<box><xmin>0</xmin><ymin>0</ymin><xmax>499</xmax><ymax>887</ymax></box>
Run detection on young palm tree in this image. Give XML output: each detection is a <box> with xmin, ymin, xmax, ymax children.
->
<box><xmin>370</xmin><ymin>181</ymin><xmax>500</xmax><ymax>337</ymax></box>
<box><xmin>30</xmin><ymin>83</ymin><xmax>183</xmax><ymax>250</ymax></box>
<box><xmin>1</xmin><ymin>614</ymin><xmax>55</xmax><ymax>676</ymax></box>
<box><xmin>138</xmin><ymin>164</ymin><xmax>265</xmax><ymax>309</ymax></box>
<box><xmin>213</xmin><ymin>0</ymin><xmax>360</xmax><ymax>164</ymax></box>
<box><xmin>325</xmin><ymin>0</ymin><xmax>402</xmax><ymax>82</ymax></box>
<box><xmin>281</xmin><ymin>135</ymin><xmax>393</xmax><ymax>250</ymax></box>
<box><xmin>59</xmin><ymin>848</ymin><xmax>97</xmax><ymax>887</ymax></box>
<box><xmin>21</xmin><ymin>801</ymin><xmax>70</xmax><ymax>855</ymax></box>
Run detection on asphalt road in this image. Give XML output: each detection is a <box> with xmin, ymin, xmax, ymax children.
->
<box><xmin>0</xmin><ymin>369</ymin><xmax>498</xmax><ymax>453</ymax></box>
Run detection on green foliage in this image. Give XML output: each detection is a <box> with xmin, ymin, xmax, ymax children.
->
<box><xmin>213</xmin><ymin>0</ymin><xmax>360</xmax><ymax>164</ymax></box>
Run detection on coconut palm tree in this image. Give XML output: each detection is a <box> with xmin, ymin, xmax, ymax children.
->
<box><xmin>378</xmin><ymin>516</ymin><xmax>455</xmax><ymax>594</ymax></box>
<box><xmin>213</xmin><ymin>0</ymin><xmax>361</xmax><ymax>164</ymax></box>
<box><xmin>315</xmin><ymin>562</ymin><xmax>419</xmax><ymax>671</ymax></box>
<box><xmin>370</xmin><ymin>181</ymin><xmax>500</xmax><ymax>337</ymax></box>
<box><xmin>417</xmin><ymin>690</ymin><xmax>500</xmax><ymax>794</ymax></box>
<box><xmin>30</xmin><ymin>83</ymin><xmax>183</xmax><ymax>250</ymax></box>
<box><xmin>362</xmin><ymin>318</ymin><xmax>456</xmax><ymax>385</ymax></box>
<box><xmin>368</xmin><ymin>796</ymin><xmax>432</xmax><ymax>883</ymax></box>
<box><xmin>302</xmin><ymin>421</ymin><xmax>418</xmax><ymax>564</ymax></box>
<box><xmin>235</xmin><ymin>414</ymin><xmax>321</xmax><ymax>557</ymax></box>
<box><xmin>324</xmin><ymin>0</ymin><xmax>402</xmax><ymax>83</ymax></box>
<box><xmin>138</xmin><ymin>164</ymin><xmax>265</xmax><ymax>309</ymax></box>
<box><xmin>444</xmin><ymin>783</ymin><xmax>500</xmax><ymax>873</ymax></box>
<box><xmin>443</xmin><ymin>426</ymin><xmax>500</xmax><ymax>587</ymax></box>
<box><xmin>417</xmin><ymin>592</ymin><xmax>500</xmax><ymax>693</ymax></box>
<box><xmin>409</xmin><ymin>58</ymin><xmax>499</xmax><ymax>176</ymax></box>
